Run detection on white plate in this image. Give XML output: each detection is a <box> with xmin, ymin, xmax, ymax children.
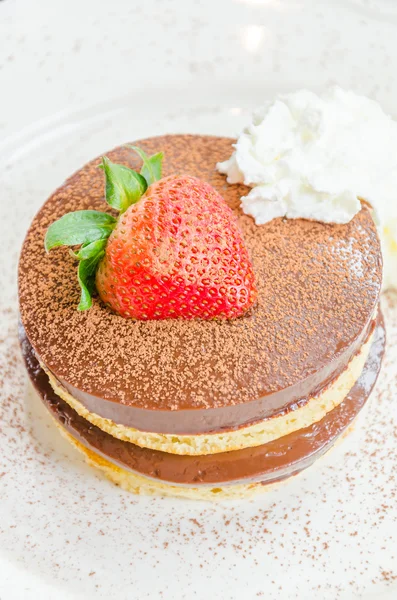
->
<box><xmin>1</xmin><ymin>0</ymin><xmax>397</xmax><ymax>598</ymax></box>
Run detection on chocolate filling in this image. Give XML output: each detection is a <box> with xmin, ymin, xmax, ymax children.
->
<box><xmin>20</xmin><ymin>313</ymin><xmax>385</xmax><ymax>486</ymax></box>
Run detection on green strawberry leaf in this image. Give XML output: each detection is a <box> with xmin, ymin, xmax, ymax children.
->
<box><xmin>127</xmin><ymin>145</ymin><xmax>163</xmax><ymax>185</ymax></box>
<box><xmin>73</xmin><ymin>238</ymin><xmax>108</xmax><ymax>261</ymax></box>
<box><xmin>77</xmin><ymin>251</ymin><xmax>105</xmax><ymax>311</ymax></box>
<box><xmin>100</xmin><ymin>156</ymin><xmax>147</xmax><ymax>213</ymax></box>
<box><xmin>45</xmin><ymin>144</ymin><xmax>165</xmax><ymax>314</ymax></box>
<box><xmin>44</xmin><ymin>210</ymin><xmax>116</xmax><ymax>252</ymax></box>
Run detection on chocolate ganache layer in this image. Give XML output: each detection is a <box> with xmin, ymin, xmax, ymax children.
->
<box><xmin>20</xmin><ymin>313</ymin><xmax>385</xmax><ymax>485</ymax></box>
<box><xmin>18</xmin><ymin>135</ymin><xmax>382</xmax><ymax>435</ymax></box>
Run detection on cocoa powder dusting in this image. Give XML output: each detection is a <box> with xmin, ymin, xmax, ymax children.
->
<box><xmin>18</xmin><ymin>135</ymin><xmax>382</xmax><ymax>410</ymax></box>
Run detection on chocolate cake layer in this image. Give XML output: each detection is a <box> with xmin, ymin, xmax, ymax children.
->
<box><xmin>20</xmin><ymin>312</ymin><xmax>385</xmax><ymax>485</ymax></box>
<box><xmin>18</xmin><ymin>135</ymin><xmax>382</xmax><ymax>435</ymax></box>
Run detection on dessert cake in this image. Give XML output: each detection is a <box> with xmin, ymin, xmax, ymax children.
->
<box><xmin>18</xmin><ymin>134</ymin><xmax>385</xmax><ymax>499</ymax></box>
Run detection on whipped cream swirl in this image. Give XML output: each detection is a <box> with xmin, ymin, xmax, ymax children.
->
<box><xmin>217</xmin><ymin>87</ymin><xmax>397</xmax><ymax>289</ymax></box>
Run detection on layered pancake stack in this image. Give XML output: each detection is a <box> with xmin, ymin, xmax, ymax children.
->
<box><xmin>18</xmin><ymin>135</ymin><xmax>385</xmax><ymax>499</ymax></box>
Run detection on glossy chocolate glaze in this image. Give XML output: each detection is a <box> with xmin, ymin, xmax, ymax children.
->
<box><xmin>20</xmin><ymin>313</ymin><xmax>385</xmax><ymax>485</ymax></box>
<box><xmin>18</xmin><ymin>135</ymin><xmax>382</xmax><ymax>435</ymax></box>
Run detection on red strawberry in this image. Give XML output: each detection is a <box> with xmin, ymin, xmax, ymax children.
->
<box><xmin>45</xmin><ymin>147</ymin><xmax>257</xmax><ymax>320</ymax></box>
<box><xmin>95</xmin><ymin>175</ymin><xmax>257</xmax><ymax>320</ymax></box>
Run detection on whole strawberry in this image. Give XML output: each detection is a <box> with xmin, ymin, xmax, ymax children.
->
<box><xmin>45</xmin><ymin>146</ymin><xmax>257</xmax><ymax>320</ymax></box>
